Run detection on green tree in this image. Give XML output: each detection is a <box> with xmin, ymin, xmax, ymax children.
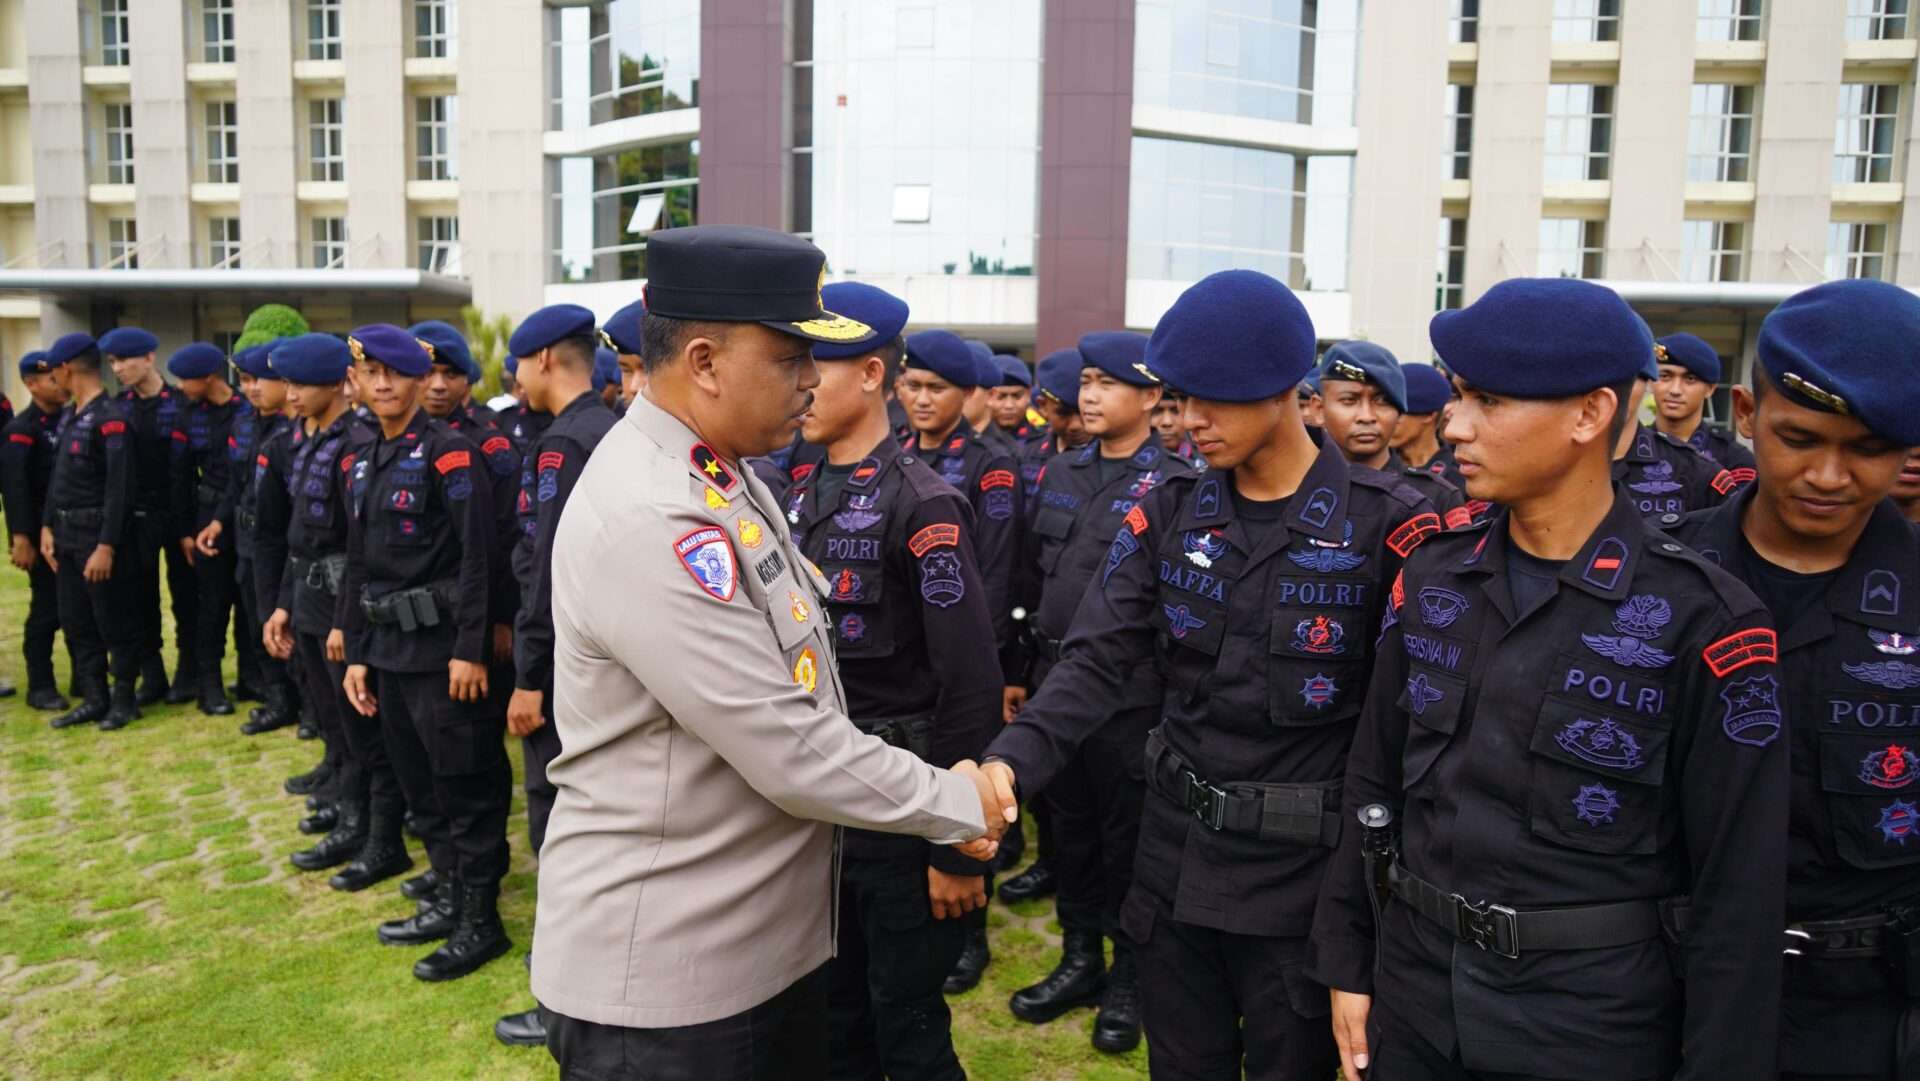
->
<box><xmin>461</xmin><ymin>305</ymin><xmax>515</xmax><ymax>401</ymax></box>
<box><xmin>233</xmin><ymin>304</ymin><xmax>309</xmax><ymax>352</ymax></box>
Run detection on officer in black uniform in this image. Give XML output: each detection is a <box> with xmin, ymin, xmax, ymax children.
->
<box><xmin>1317</xmin><ymin>342</ymin><xmax>1465</xmax><ymax>521</ymax></box>
<box><xmin>1665</xmin><ymin>279</ymin><xmax>1920</xmax><ymax>1081</ymax></box>
<box><xmin>4</xmin><ymin>349</ymin><xmax>75</xmax><ymax>711</ymax></box>
<box><xmin>990</xmin><ymin>354</ymin><xmax>1044</xmax><ymax>447</ymax></box>
<box><xmin>414</xmin><ymin>321</ymin><xmax>499</xmax><ymax>432</ymax></box>
<box><xmin>164</xmin><ymin>342</ymin><xmax>243</xmax><ymax>715</ymax></box>
<box><xmin>338</xmin><ymin>324</ymin><xmax>511</xmax><ymax>983</ymax></box>
<box><xmin>489</xmin><ymin>305</ymin><xmax>620</xmax><ymax>1050</ymax></box>
<box><xmin>1615</xmin><ymin>347</ymin><xmax>1750</xmax><ymax>520</ymax></box>
<box><xmin>1395</xmin><ymin>361</ymin><xmax>1466</xmax><ymax>493</ymax></box>
<box><xmin>100</xmin><ymin>327</ymin><xmax>198</xmax><ymax>706</ymax></box>
<box><xmin>961</xmin><ymin>340</ymin><xmax>1018</xmax><ymax>461</ymax></box>
<box><xmin>211</xmin><ymin>346</ymin><xmax>269</xmax><ymax>706</ymax></box>
<box><xmin>769</xmin><ymin>281</ymin><xmax>1000</xmax><ymax>1081</ymax></box>
<box><xmin>978</xmin><ymin>270</ymin><xmax>1440</xmax><ymax>1079</ymax></box>
<box><xmin>1008</xmin><ymin>330</ymin><xmax>1193</xmax><ymax>1053</ymax></box>
<box><xmin>1652</xmin><ymin>331</ymin><xmax>1754</xmax><ymax>471</ymax></box>
<box><xmin>1309</xmin><ymin>277</ymin><xmax>1787</xmax><ymax>1081</ymax></box>
<box><xmin>40</xmin><ymin>333</ymin><xmax>142</xmax><ymax>731</ymax></box>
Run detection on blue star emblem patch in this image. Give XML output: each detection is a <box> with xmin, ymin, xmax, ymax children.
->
<box><xmin>1300</xmin><ymin>673</ymin><xmax>1337</xmax><ymax>709</ymax></box>
<box><xmin>1572</xmin><ymin>783</ymin><xmax>1620</xmax><ymax>826</ymax></box>
<box><xmin>1404</xmin><ymin>673</ymin><xmax>1443</xmax><ymax>716</ymax></box>
<box><xmin>1879</xmin><ymin>799</ymin><xmax>1920</xmax><ymax>845</ymax></box>
<box><xmin>1162</xmin><ymin>604</ymin><xmax>1208</xmax><ymax>640</ymax></box>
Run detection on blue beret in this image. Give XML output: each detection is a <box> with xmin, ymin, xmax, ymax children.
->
<box><xmin>502</xmin><ymin>352</ymin><xmax>518</xmax><ymax>376</ymax></box>
<box><xmin>98</xmin><ymin>326</ymin><xmax>158</xmax><ymax>357</ymax></box>
<box><xmin>46</xmin><ymin>333</ymin><xmax>97</xmax><ymax>366</ymax></box>
<box><xmin>230</xmin><ymin>344</ymin><xmax>264</xmax><ymax>379</ymax></box>
<box><xmin>409</xmin><ymin>321</ymin><xmax>479</xmax><ymax>382</ymax></box>
<box><xmin>964</xmin><ymin>341</ymin><xmax>1001</xmax><ymax>389</ymax></box>
<box><xmin>348</xmin><ymin>324</ymin><xmax>432</xmax><ymax>377</ymax></box>
<box><xmin>1147</xmin><ymin>270</ymin><xmax>1316</xmax><ymax>402</ymax></box>
<box><xmin>18</xmin><ymin>350</ymin><xmax>56</xmax><ymax>377</ymax></box>
<box><xmin>592</xmin><ymin>347</ymin><xmax>619</xmax><ymax>391</ymax></box>
<box><xmin>1430</xmin><ymin>278</ymin><xmax>1651</xmax><ymax>399</ymax></box>
<box><xmin>603</xmin><ymin>298</ymin><xmax>647</xmax><ymax>356</ymax></box>
<box><xmin>508</xmin><ymin>304</ymin><xmax>596</xmax><ymax>359</ymax></box>
<box><xmin>815</xmin><ymin>283</ymin><xmax>909</xmax><ymax>360</ymax></box>
<box><xmin>1655</xmin><ymin>332</ymin><xmax>1720</xmax><ymax>383</ymax></box>
<box><xmin>903</xmin><ymin>330</ymin><xmax>986</xmax><ymax>389</ymax></box>
<box><xmin>166</xmin><ymin>342</ymin><xmax>227</xmax><ymax>380</ymax></box>
<box><xmin>1300</xmin><ymin>370</ymin><xmax>1322</xmax><ymax>396</ymax></box>
<box><xmin>994</xmin><ymin>354</ymin><xmax>1031</xmax><ymax>388</ymax></box>
<box><xmin>1034</xmin><ymin>348</ymin><xmax>1084</xmax><ymax>409</ymax></box>
<box><xmin>1319</xmin><ymin>341</ymin><xmax>1408</xmax><ymax>412</ymax></box>
<box><xmin>268</xmin><ymin>333</ymin><xmax>352</xmax><ymax>385</ymax></box>
<box><xmin>1757</xmin><ymin>279</ymin><xmax>1920</xmax><ymax>446</ymax></box>
<box><xmin>1078</xmin><ymin>331</ymin><xmax>1159</xmax><ymax>388</ymax></box>
<box><xmin>1400</xmin><ymin>363</ymin><xmax>1453</xmax><ymax>415</ymax></box>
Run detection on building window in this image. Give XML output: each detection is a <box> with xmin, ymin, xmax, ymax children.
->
<box><xmin>103</xmin><ymin>103</ymin><xmax>135</xmax><ymax>184</ymax></box>
<box><xmin>415</xmin><ymin>0</ymin><xmax>455</xmax><ymax>59</ymax></box>
<box><xmin>549</xmin><ymin>1</ymin><xmax>701</xmax><ymax>131</ymax></box>
<box><xmin>415</xmin><ymin>96</ymin><xmax>458</xmax><ymax>181</ymax></box>
<box><xmin>1687</xmin><ymin>84</ymin><xmax>1755</xmax><ymax>182</ymax></box>
<box><xmin>551</xmin><ymin>143</ymin><xmax>700</xmax><ymax>283</ymax></box>
<box><xmin>204</xmin><ymin>101</ymin><xmax>239</xmax><ymax>183</ymax></box>
<box><xmin>307</xmin><ymin>0</ymin><xmax>341</xmax><ymax>61</ymax></box>
<box><xmin>1452</xmin><ymin>0</ymin><xmax>1479</xmax><ymax>43</ymax></box>
<box><xmin>1538</xmin><ymin>218</ymin><xmax>1606</xmax><ymax>278</ymax></box>
<box><xmin>308</xmin><ymin>99</ymin><xmax>344</xmax><ymax>182</ymax></box>
<box><xmin>1436</xmin><ymin>218</ymin><xmax>1467</xmax><ymax>311</ymax></box>
<box><xmin>1543</xmin><ymin>83</ymin><xmax>1614</xmax><ymax>182</ymax></box>
<box><xmin>1836</xmin><ymin>83</ymin><xmax>1900</xmax><ymax>183</ymax></box>
<box><xmin>99</xmin><ymin>0</ymin><xmax>130</xmax><ymax>66</ymax></box>
<box><xmin>1443</xmin><ymin>84</ymin><xmax>1474</xmax><ymax>181</ymax></box>
<box><xmin>1847</xmin><ymin>0</ymin><xmax>1909</xmax><ymax>40</ymax></box>
<box><xmin>1133</xmin><ymin>0</ymin><xmax>1361</xmax><ymax>127</ymax></box>
<box><xmin>1553</xmin><ymin>0</ymin><xmax>1621</xmax><ymax>42</ymax></box>
<box><xmin>1699</xmin><ymin>0</ymin><xmax>1764</xmax><ymax>41</ymax></box>
<box><xmin>1682</xmin><ymin>219</ymin><xmax>1746</xmax><ymax>281</ymax></box>
<box><xmin>208</xmin><ymin>217</ymin><xmax>242</xmax><ymax>268</ymax></box>
<box><xmin>310</xmin><ymin>217</ymin><xmax>346</xmax><ymax>269</ymax></box>
<box><xmin>106</xmin><ymin>217</ymin><xmax>137</xmax><ymax>269</ymax></box>
<box><xmin>418</xmin><ymin>216</ymin><xmax>460</xmax><ymax>273</ymax></box>
<box><xmin>1828</xmin><ymin>221</ymin><xmax>1889</xmax><ymax>279</ymax></box>
<box><xmin>202</xmin><ymin>0</ymin><xmax>235</xmax><ymax>63</ymax></box>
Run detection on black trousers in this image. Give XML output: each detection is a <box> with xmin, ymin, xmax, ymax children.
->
<box><xmin>131</xmin><ymin>510</ymin><xmax>197</xmax><ymax>677</ymax></box>
<box><xmin>522</xmin><ymin>707</ymin><xmax>562</xmax><ymax>857</ymax></box>
<box><xmin>294</xmin><ymin>631</ymin><xmax>364</xmax><ymax>805</ymax></box>
<box><xmin>1123</xmin><ymin>895</ymin><xmax>1334</xmax><ymax>1081</ymax></box>
<box><xmin>187</xmin><ymin>538</ymin><xmax>235</xmax><ymax>681</ymax></box>
<box><xmin>235</xmin><ymin>557</ymin><xmax>294</xmax><ymax>698</ymax></box>
<box><xmin>546</xmin><ymin>966</ymin><xmax>829</xmax><ymax>1081</ymax></box>
<box><xmin>1368</xmin><ymin>1002</ymin><xmax>1662</xmax><ymax>1081</ymax></box>
<box><xmin>1047</xmin><ymin>705</ymin><xmax>1152</xmax><ymax>939</ymax></box>
<box><xmin>375</xmin><ymin>666</ymin><xmax>511</xmax><ymax>886</ymax></box>
<box><xmin>827</xmin><ymin>834</ymin><xmax>966</xmax><ymax>1081</ymax></box>
<box><xmin>22</xmin><ymin>557</ymin><xmax>68</xmax><ymax>691</ymax></box>
<box><xmin>1780</xmin><ymin>961</ymin><xmax>1920</xmax><ymax>1081</ymax></box>
<box><xmin>53</xmin><ymin>540</ymin><xmax>140</xmax><ymax>691</ymax></box>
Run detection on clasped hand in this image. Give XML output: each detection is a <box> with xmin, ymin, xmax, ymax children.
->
<box><xmin>949</xmin><ymin>759</ymin><xmax>1019</xmax><ymax>861</ymax></box>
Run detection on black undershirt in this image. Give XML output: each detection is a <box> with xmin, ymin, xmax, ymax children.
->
<box><xmin>1232</xmin><ymin>485</ymin><xmax>1290</xmax><ymax>524</ymax></box>
<box><xmin>1738</xmin><ymin>533</ymin><xmax>1840</xmax><ymax>630</ymax></box>
<box><xmin>1505</xmin><ymin>537</ymin><xmax>1567</xmax><ymax>621</ymax></box>
<box><xmin>815</xmin><ymin>461</ymin><xmax>858</xmax><ymax>514</ymax></box>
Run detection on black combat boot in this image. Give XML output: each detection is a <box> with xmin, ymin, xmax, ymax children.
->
<box><xmin>1090</xmin><ymin>945</ymin><xmax>1142</xmax><ymax>1053</ymax></box>
<box><xmin>998</xmin><ymin>861</ymin><xmax>1057</xmax><ymax>904</ymax></box>
<box><xmin>1009</xmin><ymin>929</ymin><xmax>1107</xmax><ymax>1023</ymax></box>
<box><xmin>379</xmin><ymin>879</ymin><xmax>461</xmax><ymax>946</ymax></box>
<box><xmin>494</xmin><ymin>1008</ymin><xmax>546</xmax><ymax>1047</ymax></box>
<box><xmin>136</xmin><ymin>656</ymin><xmax>168</xmax><ymax>707</ymax></box>
<box><xmin>400</xmin><ymin>868</ymin><xmax>443</xmax><ymax>902</ymax></box>
<box><xmin>228</xmin><ymin>679</ymin><xmax>261</xmax><ymax>702</ymax></box>
<box><xmin>197</xmin><ymin>674</ymin><xmax>233</xmax><ymax>716</ymax></box>
<box><xmin>290</xmin><ymin>802</ymin><xmax>367</xmax><ymax>871</ymax></box>
<box><xmin>50</xmin><ymin>683</ymin><xmax>109</xmax><ymax>729</ymax></box>
<box><xmin>413</xmin><ymin>880</ymin><xmax>511</xmax><ymax>982</ymax></box>
<box><xmin>298</xmin><ymin>804</ymin><xmax>339</xmax><ymax>835</ymax></box>
<box><xmin>26</xmin><ymin>685</ymin><xmax>70</xmax><ymax>712</ymax></box>
<box><xmin>165</xmin><ymin>665</ymin><xmax>198</xmax><ymax>706</ymax></box>
<box><xmin>97</xmin><ymin>680</ymin><xmax>143</xmax><ymax>732</ymax></box>
<box><xmin>943</xmin><ymin>925</ymin><xmax>992</xmax><ymax>994</ymax></box>
<box><xmin>284</xmin><ymin>759</ymin><xmax>332</xmax><ymax>796</ymax></box>
<box><xmin>240</xmin><ymin>683</ymin><xmax>296</xmax><ymax>735</ymax></box>
<box><xmin>328</xmin><ymin>806</ymin><xmax>413</xmax><ymax>892</ymax></box>
<box><xmin>992</xmin><ymin>816</ymin><xmax>1026</xmax><ymax>873</ymax></box>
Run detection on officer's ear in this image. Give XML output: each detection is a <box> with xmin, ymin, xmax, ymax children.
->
<box><xmin>1570</xmin><ymin>385</ymin><xmax>1619</xmax><ymax>449</ymax></box>
<box><xmin>1731</xmin><ymin>384</ymin><xmax>1758</xmax><ymax>441</ymax></box>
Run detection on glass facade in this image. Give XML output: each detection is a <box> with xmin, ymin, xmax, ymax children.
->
<box><xmin>1835</xmin><ymin>83</ymin><xmax>1900</xmax><ymax>184</ymax></box>
<box><xmin>1682</xmin><ymin>219</ymin><xmax>1745</xmax><ymax>281</ymax></box>
<box><xmin>1443</xmin><ymin>84</ymin><xmax>1473</xmax><ymax>181</ymax></box>
<box><xmin>1847</xmin><ymin>0</ymin><xmax>1909</xmax><ymax>40</ymax></box>
<box><xmin>1698</xmin><ymin>0</ymin><xmax>1764</xmax><ymax>41</ymax></box>
<box><xmin>1134</xmin><ymin>0</ymin><xmax>1359</xmax><ymax>128</ymax></box>
<box><xmin>1687</xmin><ymin>84</ymin><xmax>1754</xmax><ymax>183</ymax></box>
<box><xmin>1552</xmin><ymin>0</ymin><xmax>1620</xmax><ymax>43</ymax></box>
<box><xmin>1538</xmin><ymin>218</ymin><xmax>1605</xmax><ymax>278</ymax></box>
<box><xmin>1829</xmin><ymin>221</ymin><xmax>1889</xmax><ymax>279</ymax></box>
<box><xmin>1543</xmin><ymin>83</ymin><xmax>1614</xmax><ymax>183</ymax></box>
<box><xmin>551</xmin><ymin>143</ymin><xmax>699</xmax><ymax>283</ymax></box>
<box><xmin>550</xmin><ymin>0</ymin><xmax>700</xmax><ymax>132</ymax></box>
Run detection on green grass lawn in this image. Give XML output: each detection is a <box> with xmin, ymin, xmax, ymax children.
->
<box><xmin>0</xmin><ymin>569</ymin><xmax>1149</xmax><ymax>1080</ymax></box>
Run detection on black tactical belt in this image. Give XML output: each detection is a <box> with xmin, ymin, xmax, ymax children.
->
<box><xmin>1144</xmin><ymin>729</ymin><xmax>1340</xmax><ymax>846</ymax></box>
<box><xmin>1785</xmin><ymin>913</ymin><xmax>1894</xmax><ymax>961</ymax></box>
<box><xmin>857</xmin><ymin>713</ymin><xmax>934</xmax><ymax>759</ymax></box>
<box><xmin>237</xmin><ymin>507</ymin><xmax>258</xmax><ymax>532</ymax></box>
<box><xmin>1387</xmin><ymin>861</ymin><xmax>1663</xmax><ymax>960</ymax></box>
<box><xmin>195</xmin><ymin>482</ymin><xmax>223</xmax><ymax>506</ymax></box>
<box><xmin>54</xmin><ymin>507</ymin><xmax>104</xmax><ymax>529</ymax></box>
<box><xmin>297</xmin><ymin>553</ymin><xmax>348</xmax><ymax>596</ymax></box>
<box><xmin>361</xmin><ymin>579</ymin><xmax>456</xmax><ymax>631</ymax></box>
<box><xmin>1031</xmin><ymin>632</ymin><xmax>1063</xmax><ymax>662</ymax></box>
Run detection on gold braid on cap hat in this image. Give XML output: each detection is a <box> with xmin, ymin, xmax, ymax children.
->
<box><xmin>415</xmin><ymin>338</ymin><xmax>436</xmax><ymax>361</ymax></box>
<box><xmin>347</xmin><ymin>336</ymin><xmax>366</xmax><ymax>363</ymax></box>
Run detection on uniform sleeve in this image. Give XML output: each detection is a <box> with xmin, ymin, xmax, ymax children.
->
<box><xmin>560</xmin><ymin>498</ymin><xmax>989</xmax><ymax>843</ymax></box>
<box><xmin>168</xmin><ymin>412</ymin><xmax>195</xmax><ymax>539</ymax></box>
<box><xmin>1305</xmin><ymin>568</ymin><xmax>1415</xmax><ymax>995</ymax></box>
<box><xmin>340</xmin><ymin>460</ymin><xmax>371</xmax><ymax>662</ymax></box>
<box><xmin>97</xmin><ymin>413</ymin><xmax>133</xmax><ymax>550</ymax></box>
<box><xmin>513</xmin><ymin>436</ymin><xmax>587</xmax><ymax>691</ymax></box>
<box><xmin>904</xmin><ymin>495</ymin><xmax>1004</xmax><ymax>876</ymax></box>
<box><xmin>478</xmin><ymin>431</ymin><xmax>521</xmax><ymax>627</ymax></box>
<box><xmin>971</xmin><ymin>450</ymin><xmax>1023</xmax><ymax>682</ymax></box>
<box><xmin>984</xmin><ymin>497</ymin><xmax>1164</xmax><ymax>796</ymax></box>
<box><xmin>1672</xmin><ymin>613</ymin><xmax>1786</xmax><ymax>1081</ymax></box>
<box><xmin>212</xmin><ymin>427</ymin><xmax>242</xmax><ymax>534</ymax></box>
<box><xmin>254</xmin><ymin>439</ymin><xmax>294</xmax><ymax>617</ymax></box>
<box><xmin>1</xmin><ymin>420</ymin><xmax>37</xmax><ymax>539</ymax></box>
<box><xmin>433</xmin><ymin>436</ymin><xmax>495</xmax><ymax>666</ymax></box>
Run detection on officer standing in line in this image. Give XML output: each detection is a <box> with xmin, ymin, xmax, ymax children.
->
<box><xmin>40</xmin><ymin>333</ymin><xmax>143</xmax><ymax>731</ymax></box>
<box><xmin>977</xmin><ymin>270</ymin><xmax>1440</xmax><ymax>1079</ymax></box>
<box><xmin>413</xmin><ymin>322</ymin><xmax>498</xmax><ymax>432</ymax></box>
<box><xmin>100</xmin><ymin>327</ymin><xmax>198</xmax><ymax>707</ymax></box>
<box><xmin>1393</xmin><ymin>362</ymin><xmax>1466</xmax><ymax>492</ymax></box>
<box><xmin>1893</xmin><ymin>450</ymin><xmax>1920</xmax><ymax>524</ymax></box>
<box><xmin>767</xmin><ymin>280</ymin><xmax>1000</xmax><ymax>1080</ymax></box>
<box><xmin>1614</xmin><ymin>349</ymin><xmax>1750</xmax><ymax>520</ymax></box>
<box><xmin>338</xmin><ymin>325</ymin><xmax>511</xmax><ymax>983</ymax></box>
<box><xmin>604</xmin><ymin>297</ymin><xmax>650</xmax><ymax>409</ymax></box>
<box><xmin>1664</xmin><ymin>280</ymin><xmax>1920</xmax><ymax>1081</ymax></box>
<box><xmin>1317</xmin><ymin>342</ymin><xmax>1466</xmax><ymax>521</ymax></box>
<box><xmin>989</xmin><ymin>355</ymin><xmax>1041</xmax><ymax>446</ymax></box>
<box><xmin>963</xmin><ymin>340</ymin><xmax>1019</xmax><ymax>459</ymax></box>
<box><xmin>1006</xmin><ymin>330</ymin><xmax>1193</xmax><ymax>1053</ymax></box>
<box><xmin>1151</xmin><ymin>389</ymin><xmax>1204</xmax><ymax>466</ymax></box>
<box><xmin>489</xmin><ymin>305</ymin><xmax>619</xmax><ymax>1050</ymax></box>
<box><xmin>165</xmin><ymin>343</ymin><xmax>243</xmax><ymax>716</ymax></box>
<box><xmin>4</xmin><ymin>350</ymin><xmax>75</xmax><ymax>712</ymax></box>
<box><xmin>1651</xmin><ymin>332</ymin><xmax>1754</xmax><ymax>471</ymax></box>
<box><xmin>1309</xmin><ymin>278</ymin><xmax>1786</xmax><ymax>1081</ymax></box>
<box><xmin>207</xmin><ymin>347</ymin><xmax>267</xmax><ymax>705</ymax></box>
<box><xmin>593</xmin><ymin>346</ymin><xmax>624</xmax><ymax>413</ymax></box>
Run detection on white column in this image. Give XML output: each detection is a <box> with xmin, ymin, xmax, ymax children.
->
<box><xmin>1606</xmin><ymin>1</ymin><xmax>1694</xmax><ymax>281</ymax></box>
<box><xmin>1462</xmin><ymin>0</ymin><xmax>1552</xmax><ymax>298</ymax></box>
<box><xmin>25</xmin><ymin>0</ymin><xmax>88</xmax><ymax>269</ymax></box>
<box><xmin>1747</xmin><ymin>0</ymin><xmax>1846</xmax><ymax>284</ymax></box>
<box><xmin>237</xmin><ymin>0</ymin><xmax>297</xmax><ymax>267</ymax></box>
<box><xmin>343</xmin><ymin>0</ymin><xmax>407</xmax><ymax>269</ymax></box>
<box><xmin>129</xmin><ymin>0</ymin><xmax>194</xmax><ymax>267</ymax></box>
<box><xmin>458</xmin><ymin>0</ymin><xmax>548</xmax><ymax>318</ymax></box>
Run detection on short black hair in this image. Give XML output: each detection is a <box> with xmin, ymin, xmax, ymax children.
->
<box><xmin>67</xmin><ymin>347</ymin><xmax>102</xmax><ymax>374</ymax></box>
<box><xmin>1605</xmin><ymin>377</ymin><xmax>1638</xmax><ymax>446</ymax></box>
<box><xmin>875</xmin><ymin>335</ymin><xmax>904</xmax><ymax>395</ymax></box>
<box><xmin>551</xmin><ymin>331</ymin><xmax>598</xmax><ymax>371</ymax></box>
<box><xmin>640</xmin><ymin>312</ymin><xmax>732</xmax><ymax>375</ymax></box>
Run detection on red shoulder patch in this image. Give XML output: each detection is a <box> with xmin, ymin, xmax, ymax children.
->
<box><xmin>1386</xmin><ymin>512</ymin><xmax>1443</xmax><ymax>557</ymax></box>
<box><xmin>434</xmin><ymin>450</ymin><xmax>471</xmax><ymax>475</ymax></box>
<box><xmin>171</xmin><ymin>430</ymin><xmax>189</xmax><ymax>443</ymax></box>
<box><xmin>909</xmin><ymin>523</ymin><xmax>960</xmax><ymax>557</ymax></box>
<box><xmin>1704</xmin><ymin>628</ymin><xmax>1778</xmax><ymax>678</ymax></box>
<box><xmin>1124</xmin><ymin>505</ymin><xmax>1149</xmax><ymax>535</ymax></box>
<box><xmin>8</xmin><ymin>433</ymin><xmax>33</xmax><ymax>445</ymax></box>
<box><xmin>1390</xmin><ymin>570</ymin><xmax>1405</xmax><ymax>611</ymax></box>
<box><xmin>481</xmin><ymin>435</ymin><xmax>511</xmax><ymax>456</ymax></box>
<box><xmin>256</xmin><ymin>453</ymin><xmax>270</xmax><ymax>468</ymax></box>
<box><xmin>1711</xmin><ymin>467</ymin><xmax>1756</xmax><ymax>495</ymax></box>
<box><xmin>1443</xmin><ymin>505</ymin><xmax>1474</xmax><ymax>530</ymax></box>
<box><xmin>790</xmin><ymin>462</ymin><xmax>816</xmax><ymax>482</ymax></box>
<box><xmin>339</xmin><ymin>452</ymin><xmax>355</xmax><ymax>473</ymax></box>
<box><xmin>537</xmin><ymin>451</ymin><xmax>566</xmax><ymax>472</ymax></box>
<box><xmin>980</xmin><ymin>469</ymin><xmax>1016</xmax><ymax>491</ymax></box>
<box><xmin>100</xmin><ymin>420</ymin><xmax>126</xmax><ymax>436</ymax></box>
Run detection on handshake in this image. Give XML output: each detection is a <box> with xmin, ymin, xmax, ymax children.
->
<box><xmin>951</xmin><ymin>760</ymin><xmax>1019</xmax><ymax>861</ymax></box>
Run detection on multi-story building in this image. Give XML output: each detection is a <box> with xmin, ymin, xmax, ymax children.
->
<box><xmin>1</xmin><ymin>0</ymin><xmax>1915</xmax><ymax>419</ymax></box>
